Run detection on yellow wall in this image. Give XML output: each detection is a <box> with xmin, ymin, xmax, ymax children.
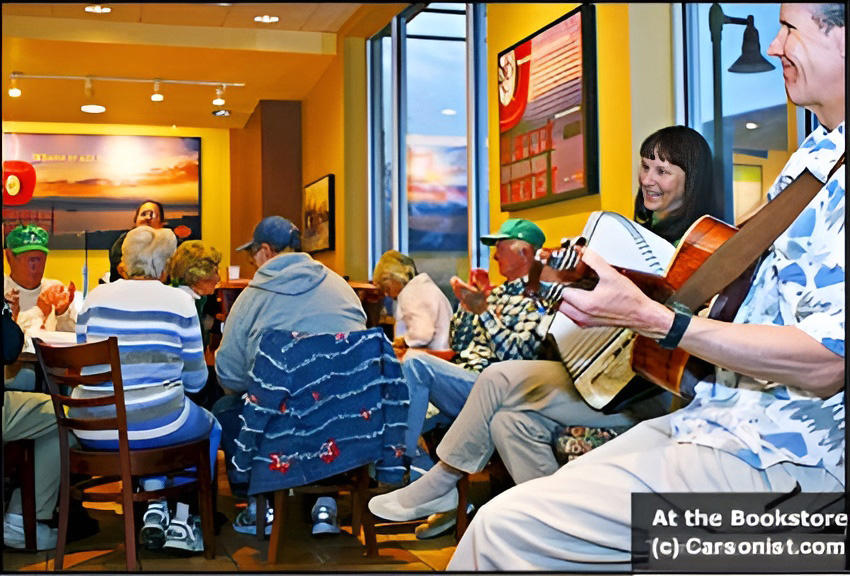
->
<box><xmin>302</xmin><ymin>48</ymin><xmax>344</xmax><ymax>274</ymax></box>
<box><xmin>301</xmin><ymin>35</ymin><xmax>370</xmax><ymax>282</ymax></box>
<box><xmin>486</xmin><ymin>4</ymin><xmax>673</xmax><ymax>281</ymax></box>
<box><xmin>2</xmin><ymin>121</ymin><xmax>231</xmax><ymax>294</ymax></box>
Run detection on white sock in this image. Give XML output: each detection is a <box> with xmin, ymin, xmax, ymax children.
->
<box><xmin>397</xmin><ymin>462</ymin><xmax>463</xmax><ymax>508</ymax></box>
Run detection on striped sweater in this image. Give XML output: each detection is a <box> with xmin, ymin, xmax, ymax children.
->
<box><xmin>72</xmin><ymin>279</ymin><xmax>207</xmax><ymax>443</ymax></box>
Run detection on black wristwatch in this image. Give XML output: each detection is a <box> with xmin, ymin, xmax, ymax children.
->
<box><xmin>657</xmin><ymin>301</ymin><xmax>693</xmax><ymax>350</ymax></box>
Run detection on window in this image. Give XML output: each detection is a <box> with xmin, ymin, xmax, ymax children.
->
<box><xmin>678</xmin><ymin>3</ymin><xmax>801</xmax><ymax>225</ymax></box>
<box><xmin>368</xmin><ymin>4</ymin><xmax>488</xmax><ymax>304</ymax></box>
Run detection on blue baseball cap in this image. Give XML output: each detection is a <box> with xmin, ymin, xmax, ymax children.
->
<box><xmin>236</xmin><ymin>216</ymin><xmax>301</xmax><ymax>253</ymax></box>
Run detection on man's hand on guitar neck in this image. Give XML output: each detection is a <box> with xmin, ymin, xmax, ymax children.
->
<box><xmin>557</xmin><ymin>246</ymin><xmax>675</xmax><ymax>340</ymax></box>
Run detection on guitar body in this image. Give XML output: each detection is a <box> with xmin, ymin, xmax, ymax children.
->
<box><xmin>631</xmin><ymin>216</ymin><xmax>738</xmax><ymax>396</ymax></box>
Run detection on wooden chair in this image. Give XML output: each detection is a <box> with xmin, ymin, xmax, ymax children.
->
<box><xmin>32</xmin><ymin>336</ymin><xmax>216</xmax><ymax>571</ymax></box>
<box><xmin>3</xmin><ymin>439</ymin><xmax>37</xmax><ymax>550</ymax></box>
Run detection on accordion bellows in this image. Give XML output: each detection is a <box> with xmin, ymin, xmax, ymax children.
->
<box><xmin>232</xmin><ymin>328</ymin><xmax>410</xmax><ymax>495</ymax></box>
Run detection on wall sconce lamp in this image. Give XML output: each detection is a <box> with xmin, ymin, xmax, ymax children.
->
<box><xmin>709</xmin><ymin>3</ymin><xmax>775</xmax><ymax>222</ymax></box>
<box><xmin>151</xmin><ymin>79</ymin><xmax>164</xmax><ymax>102</ymax></box>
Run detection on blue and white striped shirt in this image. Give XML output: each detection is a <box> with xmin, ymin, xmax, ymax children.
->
<box><xmin>73</xmin><ymin>279</ymin><xmax>207</xmax><ymax>442</ymax></box>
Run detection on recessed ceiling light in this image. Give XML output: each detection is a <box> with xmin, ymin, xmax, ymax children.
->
<box><xmin>212</xmin><ymin>109</ymin><xmax>231</xmax><ymax>117</ymax></box>
<box><xmin>85</xmin><ymin>4</ymin><xmax>112</xmax><ymax>14</ymax></box>
<box><xmin>745</xmin><ymin>122</ymin><xmax>758</xmax><ymax>130</ymax></box>
<box><xmin>254</xmin><ymin>15</ymin><xmax>279</xmax><ymax>23</ymax></box>
<box><xmin>441</xmin><ymin>108</ymin><xmax>457</xmax><ymax>116</ymax></box>
<box><xmin>81</xmin><ymin>104</ymin><xmax>106</xmax><ymax>114</ymax></box>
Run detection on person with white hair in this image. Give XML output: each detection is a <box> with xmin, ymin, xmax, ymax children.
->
<box><xmin>372</xmin><ymin>250</ymin><xmax>452</xmax><ymax>351</ymax></box>
<box><xmin>75</xmin><ymin>225</ymin><xmax>221</xmax><ymax>554</ymax></box>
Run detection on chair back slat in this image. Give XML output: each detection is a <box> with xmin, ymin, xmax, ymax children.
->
<box><xmin>54</xmin><ymin>394</ymin><xmax>120</xmax><ymax>409</ymax></box>
<box><xmin>46</xmin><ymin>371</ymin><xmax>113</xmax><ymax>387</ymax></box>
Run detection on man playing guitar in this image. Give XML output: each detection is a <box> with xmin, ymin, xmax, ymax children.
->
<box><xmin>450</xmin><ymin>3</ymin><xmax>845</xmax><ymax>570</ymax></box>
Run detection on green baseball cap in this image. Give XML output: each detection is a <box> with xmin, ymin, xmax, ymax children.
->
<box><xmin>5</xmin><ymin>225</ymin><xmax>49</xmax><ymax>255</ymax></box>
<box><xmin>480</xmin><ymin>219</ymin><xmax>545</xmax><ymax>250</ymax></box>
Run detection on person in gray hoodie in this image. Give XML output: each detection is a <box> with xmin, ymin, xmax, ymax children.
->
<box><xmin>212</xmin><ymin>215</ymin><xmax>367</xmax><ymax>536</ymax></box>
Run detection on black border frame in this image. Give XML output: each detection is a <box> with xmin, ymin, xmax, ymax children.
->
<box><xmin>497</xmin><ymin>3</ymin><xmax>599</xmax><ymax>212</ymax></box>
<box><xmin>302</xmin><ymin>173</ymin><xmax>336</xmax><ymax>254</ymax></box>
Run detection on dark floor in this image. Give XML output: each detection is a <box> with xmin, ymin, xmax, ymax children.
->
<box><xmin>1</xmin><ymin>452</ymin><xmax>497</xmax><ymax>572</ymax></box>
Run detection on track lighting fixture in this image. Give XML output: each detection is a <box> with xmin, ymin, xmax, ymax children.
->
<box><xmin>6</xmin><ymin>73</ymin><xmax>244</xmax><ymax>114</ymax></box>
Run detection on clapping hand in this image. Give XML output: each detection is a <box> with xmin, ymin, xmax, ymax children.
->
<box><xmin>36</xmin><ymin>282</ymin><xmax>76</xmax><ymax>317</ymax></box>
<box><xmin>5</xmin><ymin>289</ymin><xmax>20</xmax><ymax>321</ymax></box>
<box><xmin>450</xmin><ymin>275</ymin><xmax>489</xmax><ymax>315</ymax></box>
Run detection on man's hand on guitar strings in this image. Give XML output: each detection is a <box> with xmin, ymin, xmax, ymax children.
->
<box><xmin>557</xmin><ymin>247</ymin><xmax>674</xmax><ymax>340</ymax></box>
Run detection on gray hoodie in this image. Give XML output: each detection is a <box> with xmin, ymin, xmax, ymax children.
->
<box><xmin>215</xmin><ymin>252</ymin><xmax>367</xmax><ymax>393</ymax></box>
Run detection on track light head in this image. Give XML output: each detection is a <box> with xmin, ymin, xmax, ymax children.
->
<box><xmin>212</xmin><ymin>85</ymin><xmax>225</xmax><ymax>106</ymax></box>
<box><xmin>8</xmin><ymin>74</ymin><xmax>21</xmax><ymax>98</ymax></box>
<box><xmin>151</xmin><ymin>80</ymin><xmax>164</xmax><ymax>102</ymax></box>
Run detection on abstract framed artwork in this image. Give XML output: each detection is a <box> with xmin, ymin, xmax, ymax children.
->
<box><xmin>497</xmin><ymin>4</ymin><xmax>599</xmax><ymax>211</ymax></box>
<box><xmin>302</xmin><ymin>174</ymin><xmax>335</xmax><ymax>253</ymax></box>
<box><xmin>1</xmin><ymin>133</ymin><xmax>201</xmax><ymax>249</ymax></box>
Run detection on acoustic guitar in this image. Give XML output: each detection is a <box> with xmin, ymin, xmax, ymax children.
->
<box><xmin>527</xmin><ymin>214</ymin><xmax>750</xmax><ymax>402</ymax></box>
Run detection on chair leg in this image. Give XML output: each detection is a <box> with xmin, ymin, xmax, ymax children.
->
<box><xmin>455</xmin><ymin>473</ymin><xmax>470</xmax><ymax>541</ymax></box>
<box><xmin>198</xmin><ymin>443</ymin><xmax>216</xmax><ymax>560</ymax></box>
<box><xmin>356</xmin><ymin>467</ymin><xmax>378</xmax><ymax>557</ymax></box>
<box><xmin>267</xmin><ymin>490</ymin><xmax>286</xmax><ymax>565</ymax></box>
<box><xmin>54</xmin><ymin>475</ymin><xmax>71</xmax><ymax>570</ymax></box>
<box><xmin>122</xmin><ymin>480</ymin><xmax>137</xmax><ymax>571</ymax></box>
<box><xmin>256</xmin><ymin>493</ymin><xmax>267</xmax><ymax>541</ymax></box>
<box><xmin>19</xmin><ymin>440</ymin><xmax>37</xmax><ymax>551</ymax></box>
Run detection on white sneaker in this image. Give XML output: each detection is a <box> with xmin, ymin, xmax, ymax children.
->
<box><xmin>311</xmin><ymin>497</ymin><xmax>340</xmax><ymax>535</ymax></box>
<box><xmin>3</xmin><ymin>513</ymin><xmax>57</xmax><ymax>550</ymax></box>
<box><xmin>414</xmin><ymin>503</ymin><xmax>475</xmax><ymax>540</ymax></box>
<box><xmin>162</xmin><ymin>515</ymin><xmax>204</xmax><ymax>553</ymax></box>
<box><xmin>140</xmin><ymin>500</ymin><xmax>170</xmax><ymax>550</ymax></box>
<box><xmin>368</xmin><ymin>488</ymin><xmax>458</xmax><ymax>522</ymax></box>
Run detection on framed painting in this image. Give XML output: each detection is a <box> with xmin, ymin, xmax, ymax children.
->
<box><xmin>1</xmin><ymin>133</ymin><xmax>201</xmax><ymax>249</ymax></box>
<box><xmin>497</xmin><ymin>4</ymin><xmax>599</xmax><ymax>211</ymax></box>
<box><xmin>302</xmin><ymin>174</ymin><xmax>335</xmax><ymax>253</ymax></box>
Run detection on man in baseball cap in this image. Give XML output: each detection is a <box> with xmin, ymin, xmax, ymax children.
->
<box><xmin>216</xmin><ymin>215</ymin><xmax>366</xmax><ymax>534</ymax></box>
<box><xmin>4</xmin><ymin>224</ymin><xmax>77</xmax><ymax>387</ymax></box>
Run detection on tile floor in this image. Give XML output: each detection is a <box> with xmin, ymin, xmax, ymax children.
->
<box><xmin>1</xmin><ymin>453</ymin><xmax>496</xmax><ymax>572</ymax></box>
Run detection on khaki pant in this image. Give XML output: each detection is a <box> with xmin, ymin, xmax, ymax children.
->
<box><xmin>436</xmin><ymin>360</ymin><xmax>671</xmax><ymax>484</ymax></box>
<box><xmin>3</xmin><ymin>391</ymin><xmax>63</xmax><ymax>519</ymax></box>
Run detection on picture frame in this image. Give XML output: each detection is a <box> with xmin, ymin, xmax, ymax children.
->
<box><xmin>497</xmin><ymin>4</ymin><xmax>599</xmax><ymax>211</ymax></box>
<box><xmin>302</xmin><ymin>174</ymin><xmax>335</xmax><ymax>253</ymax></box>
<box><xmin>1</xmin><ymin>132</ymin><xmax>201</xmax><ymax>250</ymax></box>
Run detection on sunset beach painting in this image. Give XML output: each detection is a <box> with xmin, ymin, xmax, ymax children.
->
<box><xmin>2</xmin><ymin>133</ymin><xmax>201</xmax><ymax>249</ymax></box>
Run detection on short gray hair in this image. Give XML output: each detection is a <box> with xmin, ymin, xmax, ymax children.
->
<box><xmin>811</xmin><ymin>3</ymin><xmax>845</xmax><ymax>32</ymax></box>
<box><xmin>121</xmin><ymin>226</ymin><xmax>177</xmax><ymax>279</ymax></box>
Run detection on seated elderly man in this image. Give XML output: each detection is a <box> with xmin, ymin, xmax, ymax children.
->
<box><xmin>214</xmin><ymin>215</ymin><xmax>367</xmax><ymax>536</ymax></box>
<box><xmin>76</xmin><ymin>225</ymin><xmax>221</xmax><ymax>554</ymax></box>
<box><xmin>4</xmin><ymin>224</ymin><xmax>76</xmax><ymax>391</ymax></box>
<box><xmin>393</xmin><ymin>219</ymin><xmax>558</xmax><ymax>499</ymax></box>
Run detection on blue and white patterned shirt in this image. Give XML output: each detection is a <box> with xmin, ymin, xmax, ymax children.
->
<box><xmin>671</xmin><ymin>122</ymin><xmax>845</xmax><ymax>484</ymax></box>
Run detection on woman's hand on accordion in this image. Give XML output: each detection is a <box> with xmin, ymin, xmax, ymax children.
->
<box><xmin>557</xmin><ymin>246</ymin><xmax>674</xmax><ymax>340</ymax></box>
